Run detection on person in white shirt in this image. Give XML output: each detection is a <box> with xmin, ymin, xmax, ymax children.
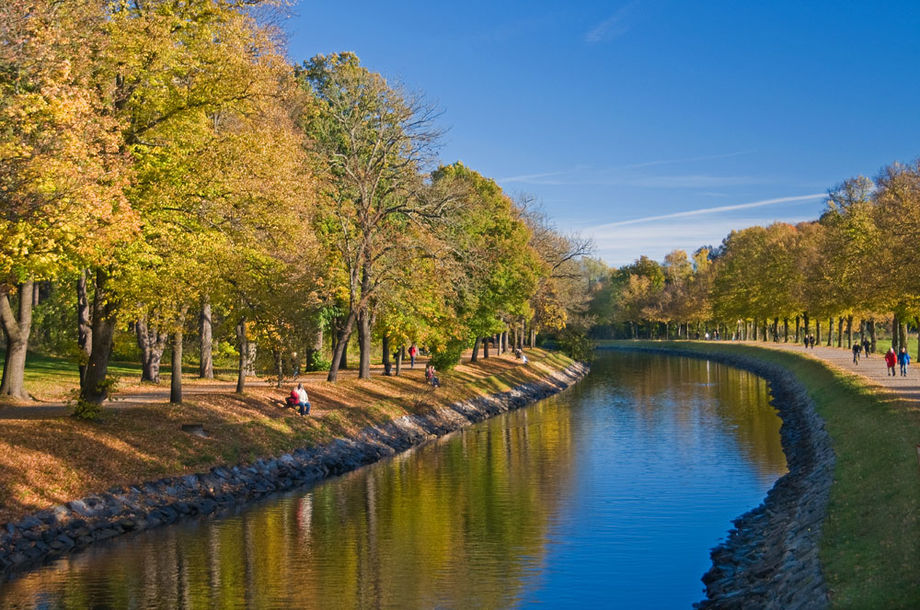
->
<box><xmin>295</xmin><ymin>383</ymin><xmax>310</xmax><ymax>416</ymax></box>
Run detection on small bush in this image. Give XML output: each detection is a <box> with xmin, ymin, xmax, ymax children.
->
<box><xmin>71</xmin><ymin>398</ymin><xmax>103</xmax><ymax>420</ymax></box>
<box><xmin>429</xmin><ymin>339</ymin><xmax>466</xmax><ymax>371</ymax></box>
<box><xmin>558</xmin><ymin>328</ymin><xmax>594</xmax><ymax>361</ymax></box>
<box><xmin>305</xmin><ymin>350</ymin><xmax>330</xmax><ymax>372</ymax></box>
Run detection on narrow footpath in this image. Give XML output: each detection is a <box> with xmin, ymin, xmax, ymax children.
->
<box><xmin>754</xmin><ymin>340</ymin><xmax>920</xmax><ymax>404</ymax></box>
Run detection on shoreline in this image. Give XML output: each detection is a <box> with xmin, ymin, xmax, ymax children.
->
<box><xmin>599</xmin><ymin>344</ymin><xmax>834</xmax><ymax>608</ymax></box>
<box><xmin>0</xmin><ymin>361</ymin><xmax>589</xmax><ymax>579</ymax></box>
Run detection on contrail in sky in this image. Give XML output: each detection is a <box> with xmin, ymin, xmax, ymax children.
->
<box><xmin>595</xmin><ymin>193</ymin><xmax>826</xmax><ymax>228</ymax></box>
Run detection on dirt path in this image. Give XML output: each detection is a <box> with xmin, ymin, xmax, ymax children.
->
<box><xmin>745</xmin><ymin>341</ymin><xmax>920</xmax><ymax>404</ymax></box>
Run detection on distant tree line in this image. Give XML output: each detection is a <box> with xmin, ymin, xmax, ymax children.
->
<box><xmin>587</xmin><ymin>161</ymin><xmax>920</xmax><ymax>354</ymax></box>
<box><xmin>0</xmin><ymin>0</ymin><xmax>593</xmax><ymax>413</ymax></box>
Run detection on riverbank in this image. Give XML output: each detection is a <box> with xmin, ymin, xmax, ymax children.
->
<box><xmin>600</xmin><ymin>340</ymin><xmax>920</xmax><ymax>608</ymax></box>
<box><xmin>0</xmin><ymin>350</ymin><xmax>587</xmax><ymax>576</ymax></box>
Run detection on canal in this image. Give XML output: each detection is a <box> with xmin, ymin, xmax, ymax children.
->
<box><xmin>0</xmin><ymin>351</ymin><xmax>786</xmax><ymax>608</ymax></box>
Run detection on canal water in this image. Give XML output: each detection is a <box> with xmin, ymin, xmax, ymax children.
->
<box><xmin>0</xmin><ymin>351</ymin><xmax>786</xmax><ymax>608</ymax></box>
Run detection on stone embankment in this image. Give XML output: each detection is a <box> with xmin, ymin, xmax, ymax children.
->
<box><xmin>0</xmin><ymin>362</ymin><xmax>589</xmax><ymax>576</ymax></box>
<box><xmin>606</xmin><ymin>346</ymin><xmax>834</xmax><ymax>609</ymax></box>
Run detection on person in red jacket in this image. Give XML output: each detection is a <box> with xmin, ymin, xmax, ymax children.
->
<box><xmin>408</xmin><ymin>345</ymin><xmax>417</xmax><ymax>369</ymax></box>
<box><xmin>884</xmin><ymin>347</ymin><xmax>897</xmax><ymax>376</ymax></box>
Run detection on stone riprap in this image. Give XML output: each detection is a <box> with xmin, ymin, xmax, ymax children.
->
<box><xmin>601</xmin><ymin>346</ymin><xmax>834</xmax><ymax>609</ymax></box>
<box><xmin>0</xmin><ymin>362</ymin><xmax>589</xmax><ymax>577</ymax></box>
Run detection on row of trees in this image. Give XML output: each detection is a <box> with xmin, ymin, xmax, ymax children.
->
<box><xmin>0</xmin><ymin>0</ymin><xmax>592</xmax><ymax>411</ymax></box>
<box><xmin>590</xmin><ymin>160</ymin><xmax>920</xmax><ymax>354</ymax></box>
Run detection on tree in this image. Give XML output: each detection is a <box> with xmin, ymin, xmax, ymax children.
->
<box><xmin>75</xmin><ymin>0</ymin><xmax>310</xmax><ymax>405</ymax></box>
<box><xmin>431</xmin><ymin>163</ymin><xmax>541</xmax><ymax>363</ymax></box>
<box><xmin>0</xmin><ymin>0</ymin><xmax>136</xmax><ymax>399</ymax></box>
<box><xmin>519</xmin><ymin>199</ymin><xmax>593</xmax><ymax>346</ymax></box>
<box><xmin>298</xmin><ymin>53</ymin><xmax>447</xmax><ymax>380</ymax></box>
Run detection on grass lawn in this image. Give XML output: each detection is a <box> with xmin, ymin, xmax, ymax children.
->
<box><xmin>0</xmin><ymin>348</ymin><xmax>574</xmax><ymax>528</ymax></box>
<box><xmin>0</xmin><ymin>351</ymin><xmax>240</xmax><ymax>403</ymax></box>
<box><xmin>597</xmin><ymin>340</ymin><xmax>920</xmax><ymax>608</ymax></box>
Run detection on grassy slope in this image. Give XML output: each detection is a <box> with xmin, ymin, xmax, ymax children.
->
<box><xmin>0</xmin><ymin>349</ymin><xmax>573</xmax><ymax>527</ymax></box>
<box><xmin>597</xmin><ymin>340</ymin><xmax>920</xmax><ymax>608</ymax></box>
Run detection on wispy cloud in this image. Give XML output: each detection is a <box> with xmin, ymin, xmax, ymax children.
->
<box><xmin>587</xmin><ymin>214</ymin><xmax>815</xmax><ymax>267</ymax></box>
<box><xmin>497</xmin><ymin>151</ymin><xmax>761</xmax><ymax>188</ymax></box>
<box><xmin>620</xmin><ymin>150</ymin><xmax>755</xmax><ymax>170</ymax></box>
<box><xmin>594</xmin><ymin>193</ymin><xmax>826</xmax><ymax>229</ymax></box>
<box><xmin>500</xmin><ymin>171</ymin><xmax>765</xmax><ymax>189</ymax></box>
<box><xmin>585</xmin><ymin>2</ymin><xmax>638</xmax><ymax>44</ymax></box>
<box><xmin>497</xmin><ymin>170</ymin><xmax>569</xmax><ymax>184</ymax></box>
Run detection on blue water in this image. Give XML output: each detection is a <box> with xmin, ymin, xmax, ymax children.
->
<box><xmin>0</xmin><ymin>351</ymin><xmax>786</xmax><ymax>608</ymax></box>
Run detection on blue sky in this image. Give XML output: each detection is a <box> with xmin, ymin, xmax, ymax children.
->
<box><xmin>283</xmin><ymin>1</ymin><xmax>920</xmax><ymax>267</ymax></box>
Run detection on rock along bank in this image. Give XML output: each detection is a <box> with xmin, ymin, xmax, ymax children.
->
<box><xmin>0</xmin><ymin>362</ymin><xmax>589</xmax><ymax>578</ymax></box>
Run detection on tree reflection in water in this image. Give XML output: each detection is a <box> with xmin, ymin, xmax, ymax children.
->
<box><xmin>0</xmin><ymin>351</ymin><xmax>785</xmax><ymax>608</ymax></box>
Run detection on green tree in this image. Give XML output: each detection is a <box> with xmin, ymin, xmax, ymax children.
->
<box><xmin>298</xmin><ymin>53</ymin><xmax>448</xmax><ymax>381</ymax></box>
<box><xmin>0</xmin><ymin>0</ymin><xmax>136</xmax><ymax>399</ymax></box>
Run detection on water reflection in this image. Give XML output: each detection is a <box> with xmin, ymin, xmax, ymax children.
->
<box><xmin>0</xmin><ymin>351</ymin><xmax>785</xmax><ymax>608</ymax></box>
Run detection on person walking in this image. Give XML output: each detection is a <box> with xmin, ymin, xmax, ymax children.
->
<box><xmin>408</xmin><ymin>345</ymin><xmax>417</xmax><ymax>369</ymax></box>
<box><xmin>885</xmin><ymin>347</ymin><xmax>897</xmax><ymax>376</ymax></box>
<box><xmin>862</xmin><ymin>337</ymin><xmax>871</xmax><ymax>357</ymax></box>
<box><xmin>852</xmin><ymin>342</ymin><xmax>861</xmax><ymax>364</ymax></box>
<box><xmin>898</xmin><ymin>347</ymin><xmax>910</xmax><ymax>377</ymax></box>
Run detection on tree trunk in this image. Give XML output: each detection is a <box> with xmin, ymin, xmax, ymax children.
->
<box><xmin>803</xmin><ymin>312</ymin><xmax>810</xmax><ymax>339</ymax></box>
<box><xmin>815</xmin><ymin>320</ymin><xmax>821</xmax><ymax>345</ymax></box>
<box><xmin>846</xmin><ymin>315</ymin><xmax>853</xmax><ymax>348</ymax></box>
<box><xmin>357</xmin><ymin>310</ymin><xmax>371</xmax><ymax>379</ymax></box>
<box><xmin>382</xmin><ymin>334</ymin><xmax>391</xmax><ymax>375</ymax></box>
<box><xmin>77</xmin><ymin>270</ymin><xmax>92</xmax><ymax>386</ymax></box>
<box><xmin>783</xmin><ymin>318</ymin><xmax>789</xmax><ymax>342</ymax></box>
<box><xmin>0</xmin><ymin>280</ymin><xmax>34</xmax><ymax>399</ymax></box>
<box><xmin>236</xmin><ymin>317</ymin><xmax>248</xmax><ymax>394</ymax></box>
<box><xmin>395</xmin><ymin>346</ymin><xmax>403</xmax><ymax>376</ymax></box>
<box><xmin>869</xmin><ymin>319</ymin><xmax>876</xmax><ymax>353</ymax></box>
<box><xmin>471</xmin><ymin>337</ymin><xmax>481</xmax><ymax>363</ymax></box>
<box><xmin>837</xmin><ymin>317</ymin><xmax>844</xmax><ymax>348</ymax></box>
<box><xmin>338</xmin><ymin>337</ymin><xmax>348</xmax><ymax>370</ymax></box>
<box><xmin>80</xmin><ymin>269</ymin><xmax>118</xmax><ymax>404</ymax></box>
<box><xmin>483</xmin><ymin>335</ymin><xmax>490</xmax><ymax>359</ymax></box>
<box><xmin>170</xmin><ymin>306</ymin><xmax>187</xmax><ymax>404</ymax></box>
<box><xmin>501</xmin><ymin>331</ymin><xmax>507</xmax><ymax>353</ymax></box>
<box><xmin>306</xmin><ymin>323</ymin><xmax>323</xmax><ymax>372</ymax></box>
<box><xmin>530</xmin><ymin>325</ymin><xmax>536</xmax><ymax>348</ymax></box>
<box><xmin>795</xmin><ymin>315</ymin><xmax>800</xmax><ymax>343</ymax></box>
<box><xmin>327</xmin><ymin>310</ymin><xmax>357</xmax><ymax>382</ymax></box>
<box><xmin>899</xmin><ymin>320</ymin><xmax>907</xmax><ymax>353</ymax></box>
<box><xmin>272</xmin><ymin>349</ymin><xmax>284</xmax><ymax>388</ymax></box>
<box><xmin>199</xmin><ymin>298</ymin><xmax>213</xmax><ymax>379</ymax></box>
<box><xmin>135</xmin><ymin>316</ymin><xmax>167</xmax><ymax>383</ymax></box>
<box><xmin>826</xmin><ymin>317</ymin><xmax>832</xmax><ymax>346</ymax></box>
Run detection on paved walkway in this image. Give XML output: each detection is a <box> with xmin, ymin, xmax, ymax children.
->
<box><xmin>0</xmin><ymin>380</ymin><xmax>278</xmax><ymax>420</ymax></box>
<box><xmin>744</xmin><ymin>341</ymin><xmax>920</xmax><ymax>404</ymax></box>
